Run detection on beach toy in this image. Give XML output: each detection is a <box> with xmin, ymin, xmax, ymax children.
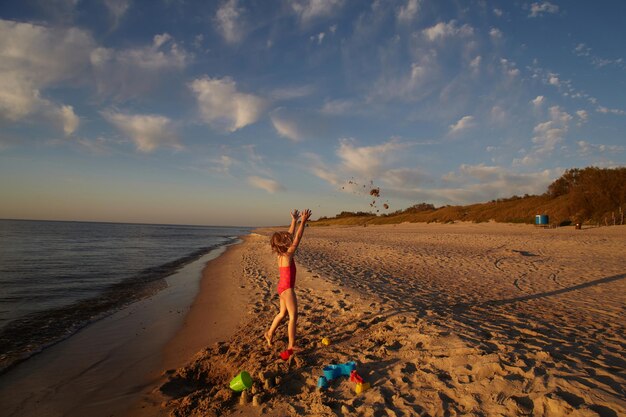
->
<box><xmin>323</xmin><ymin>364</ymin><xmax>341</xmax><ymax>380</ymax></box>
<box><xmin>280</xmin><ymin>348</ymin><xmax>294</xmax><ymax>361</ymax></box>
<box><xmin>355</xmin><ymin>382</ymin><xmax>371</xmax><ymax>394</ymax></box>
<box><xmin>338</xmin><ymin>361</ymin><xmax>356</xmax><ymax>376</ymax></box>
<box><xmin>321</xmin><ymin>337</ymin><xmax>331</xmax><ymax>346</ymax></box>
<box><xmin>350</xmin><ymin>370</ymin><xmax>363</xmax><ymax>384</ymax></box>
<box><xmin>229</xmin><ymin>371</ymin><xmax>253</xmax><ymax>392</ymax></box>
<box><xmin>317</xmin><ymin>376</ymin><xmax>329</xmax><ymax>389</ymax></box>
<box><xmin>323</xmin><ymin>361</ymin><xmax>356</xmax><ymax>381</ymax></box>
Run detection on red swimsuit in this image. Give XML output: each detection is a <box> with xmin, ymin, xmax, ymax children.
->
<box><xmin>277</xmin><ymin>258</ymin><xmax>296</xmax><ymax>294</ymax></box>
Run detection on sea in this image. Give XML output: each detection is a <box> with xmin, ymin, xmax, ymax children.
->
<box><xmin>0</xmin><ymin>219</ymin><xmax>250</xmax><ymax>373</ymax></box>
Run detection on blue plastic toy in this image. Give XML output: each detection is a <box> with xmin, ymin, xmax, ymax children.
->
<box><xmin>322</xmin><ymin>361</ymin><xmax>356</xmax><ymax>381</ymax></box>
<box><xmin>317</xmin><ymin>376</ymin><xmax>329</xmax><ymax>389</ymax></box>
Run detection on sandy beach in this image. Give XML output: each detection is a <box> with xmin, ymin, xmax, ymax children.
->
<box><xmin>149</xmin><ymin>222</ymin><xmax>625</xmax><ymax>417</ymax></box>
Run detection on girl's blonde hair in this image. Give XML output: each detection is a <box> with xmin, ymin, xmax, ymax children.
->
<box><xmin>270</xmin><ymin>231</ymin><xmax>293</xmax><ymax>255</ymax></box>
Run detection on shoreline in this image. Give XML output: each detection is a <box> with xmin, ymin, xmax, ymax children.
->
<box><xmin>0</xmin><ymin>237</ymin><xmax>250</xmax><ymax>417</ymax></box>
<box><xmin>126</xmin><ymin>235</ymin><xmax>257</xmax><ymax>415</ymax></box>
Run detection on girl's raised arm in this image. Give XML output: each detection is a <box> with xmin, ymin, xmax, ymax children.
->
<box><xmin>288</xmin><ymin>209</ymin><xmax>300</xmax><ymax>236</ymax></box>
<box><xmin>288</xmin><ymin>209</ymin><xmax>311</xmax><ymax>254</ymax></box>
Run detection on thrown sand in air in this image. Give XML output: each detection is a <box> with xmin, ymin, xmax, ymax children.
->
<box><xmin>161</xmin><ymin>223</ymin><xmax>626</xmax><ymax>417</ymax></box>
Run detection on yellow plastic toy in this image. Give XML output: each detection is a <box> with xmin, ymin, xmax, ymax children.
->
<box><xmin>355</xmin><ymin>382</ymin><xmax>371</xmax><ymax>394</ymax></box>
<box><xmin>321</xmin><ymin>337</ymin><xmax>331</xmax><ymax>346</ymax></box>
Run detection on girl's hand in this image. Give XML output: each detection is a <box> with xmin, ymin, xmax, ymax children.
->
<box><xmin>301</xmin><ymin>209</ymin><xmax>312</xmax><ymax>221</ymax></box>
<box><xmin>291</xmin><ymin>209</ymin><xmax>300</xmax><ymax>220</ymax></box>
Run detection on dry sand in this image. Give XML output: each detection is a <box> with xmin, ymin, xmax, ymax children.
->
<box><xmin>155</xmin><ymin>223</ymin><xmax>625</xmax><ymax>417</ymax></box>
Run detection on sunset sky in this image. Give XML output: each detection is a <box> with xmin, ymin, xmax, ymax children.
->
<box><xmin>1</xmin><ymin>0</ymin><xmax>625</xmax><ymax>226</ymax></box>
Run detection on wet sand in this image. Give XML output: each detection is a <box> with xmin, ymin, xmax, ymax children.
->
<box><xmin>127</xmin><ymin>237</ymin><xmax>254</xmax><ymax>415</ymax></box>
<box><xmin>156</xmin><ymin>223</ymin><xmax>626</xmax><ymax>417</ymax></box>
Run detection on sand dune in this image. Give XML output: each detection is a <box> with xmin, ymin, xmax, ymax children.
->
<box><xmin>159</xmin><ymin>223</ymin><xmax>625</xmax><ymax>417</ymax></box>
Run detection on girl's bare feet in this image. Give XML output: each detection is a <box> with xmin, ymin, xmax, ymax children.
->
<box><xmin>264</xmin><ymin>331</ymin><xmax>272</xmax><ymax>346</ymax></box>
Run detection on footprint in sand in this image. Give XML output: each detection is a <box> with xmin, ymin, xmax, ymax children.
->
<box><xmin>513</xmin><ymin>273</ymin><xmax>529</xmax><ymax>291</ymax></box>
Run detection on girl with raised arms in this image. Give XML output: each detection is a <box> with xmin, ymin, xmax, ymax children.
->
<box><xmin>265</xmin><ymin>209</ymin><xmax>312</xmax><ymax>360</ymax></box>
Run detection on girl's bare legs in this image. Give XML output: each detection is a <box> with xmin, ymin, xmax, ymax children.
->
<box><xmin>265</xmin><ymin>296</ymin><xmax>286</xmax><ymax>346</ymax></box>
<box><xmin>282</xmin><ymin>289</ymin><xmax>298</xmax><ymax>350</ymax></box>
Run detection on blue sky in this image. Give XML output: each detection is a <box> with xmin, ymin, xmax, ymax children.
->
<box><xmin>1</xmin><ymin>0</ymin><xmax>625</xmax><ymax>226</ymax></box>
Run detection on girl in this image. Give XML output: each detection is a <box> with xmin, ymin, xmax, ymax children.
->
<box><xmin>265</xmin><ymin>208</ymin><xmax>311</xmax><ymax>360</ymax></box>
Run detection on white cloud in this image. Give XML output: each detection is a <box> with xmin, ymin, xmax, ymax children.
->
<box><xmin>458</xmin><ymin>164</ymin><xmax>503</xmax><ymax>182</ymax></box>
<box><xmin>574</xmin><ymin>43</ymin><xmax>626</xmax><ymax>70</ymax></box>
<box><xmin>493</xmin><ymin>8</ymin><xmax>503</xmax><ymax>17</ymax></box>
<box><xmin>574</xmin><ymin>43</ymin><xmax>591</xmax><ymax>57</ymax></box>
<box><xmin>432</xmin><ymin>165</ymin><xmax>556</xmax><ymax>203</ymax></box>
<box><xmin>529</xmin><ymin>63</ymin><xmax>586</xmax><ymax>99</ymax></box>
<box><xmin>310</xmin><ymin>140</ymin><xmax>557</xmax><ymax>206</ymax></box>
<box><xmin>397</xmin><ymin>0</ymin><xmax>420</xmax><ymax>22</ymax></box>
<box><xmin>469</xmin><ymin>55</ymin><xmax>481</xmax><ymax>73</ymax></box>
<box><xmin>307</xmin><ymin>139</ymin><xmax>409</xmax><ymax>191</ymax></box>
<box><xmin>336</xmin><ymin>138</ymin><xmax>406</xmax><ymax>178</ymax></box>
<box><xmin>0</xmin><ymin>22</ymin><xmax>187</xmax><ymax>112</ymax></box>
<box><xmin>189</xmin><ymin>76</ymin><xmax>266</xmax><ymax>132</ymax></box>
<box><xmin>514</xmin><ymin>106</ymin><xmax>572</xmax><ymax>165</ymax></box>
<box><xmin>128</xmin><ymin>33</ymin><xmax>188</xmax><ymax>68</ymax></box>
<box><xmin>577</xmin><ymin>140</ymin><xmax>625</xmax><ymax>156</ymax></box>
<box><xmin>247</xmin><ymin>176</ymin><xmax>285</xmax><ymax>193</ymax></box>
<box><xmin>0</xmin><ymin>78</ymin><xmax>42</xmax><ymax>122</ymax></box>
<box><xmin>0</xmin><ymin>19</ymin><xmax>92</xmax><ymax>131</ymax></box>
<box><xmin>289</xmin><ymin>0</ymin><xmax>344</xmax><ymax>23</ymax></box>
<box><xmin>529</xmin><ymin>2</ymin><xmax>559</xmax><ymax>17</ymax></box>
<box><xmin>500</xmin><ymin>58</ymin><xmax>519</xmax><ymax>77</ymax></box>
<box><xmin>310</xmin><ymin>32</ymin><xmax>325</xmax><ymax>44</ymax></box>
<box><xmin>448</xmin><ymin>115</ymin><xmax>475</xmax><ymax>135</ymax></box>
<box><xmin>103</xmin><ymin>0</ymin><xmax>131</xmax><ymax>29</ymax></box>
<box><xmin>548</xmin><ymin>75</ymin><xmax>560</xmax><ymax>86</ymax></box>
<box><xmin>531</xmin><ymin>95</ymin><xmax>545</xmax><ymax>107</ymax></box>
<box><xmin>489</xmin><ymin>28</ymin><xmax>502</xmax><ymax>39</ymax></box>
<box><xmin>422</xmin><ymin>20</ymin><xmax>474</xmax><ymax>41</ymax></box>
<box><xmin>368</xmin><ymin>52</ymin><xmax>438</xmax><ymax>102</ymax></box>
<box><xmin>59</xmin><ymin>105</ymin><xmax>79</xmax><ymax>135</ymax></box>
<box><xmin>211</xmin><ymin>155</ymin><xmax>236</xmax><ymax>174</ymax></box>
<box><xmin>382</xmin><ymin>165</ymin><xmax>558</xmax><ymax>206</ymax></box>
<box><xmin>270</xmin><ymin>110</ymin><xmax>303</xmax><ymax>141</ymax></box>
<box><xmin>215</xmin><ymin>0</ymin><xmax>245</xmax><ymax>44</ymax></box>
<box><xmin>91</xmin><ymin>33</ymin><xmax>191</xmax><ymax>99</ymax></box>
<box><xmin>153</xmin><ymin>33</ymin><xmax>171</xmax><ymax>48</ymax></box>
<box><xmin>576</xmin><ymin>110</ymin><xmax>588</xmax><ymax>123</ymax></box>
<box><xmin>102</xmin><ymin>110</ymin><xmax>180</xmax><ymax>152</ymax></box>
<box><xmin>596</xmin><ymin>106</ymin><xmax>626</xmax><ymax>115</ymax></box>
